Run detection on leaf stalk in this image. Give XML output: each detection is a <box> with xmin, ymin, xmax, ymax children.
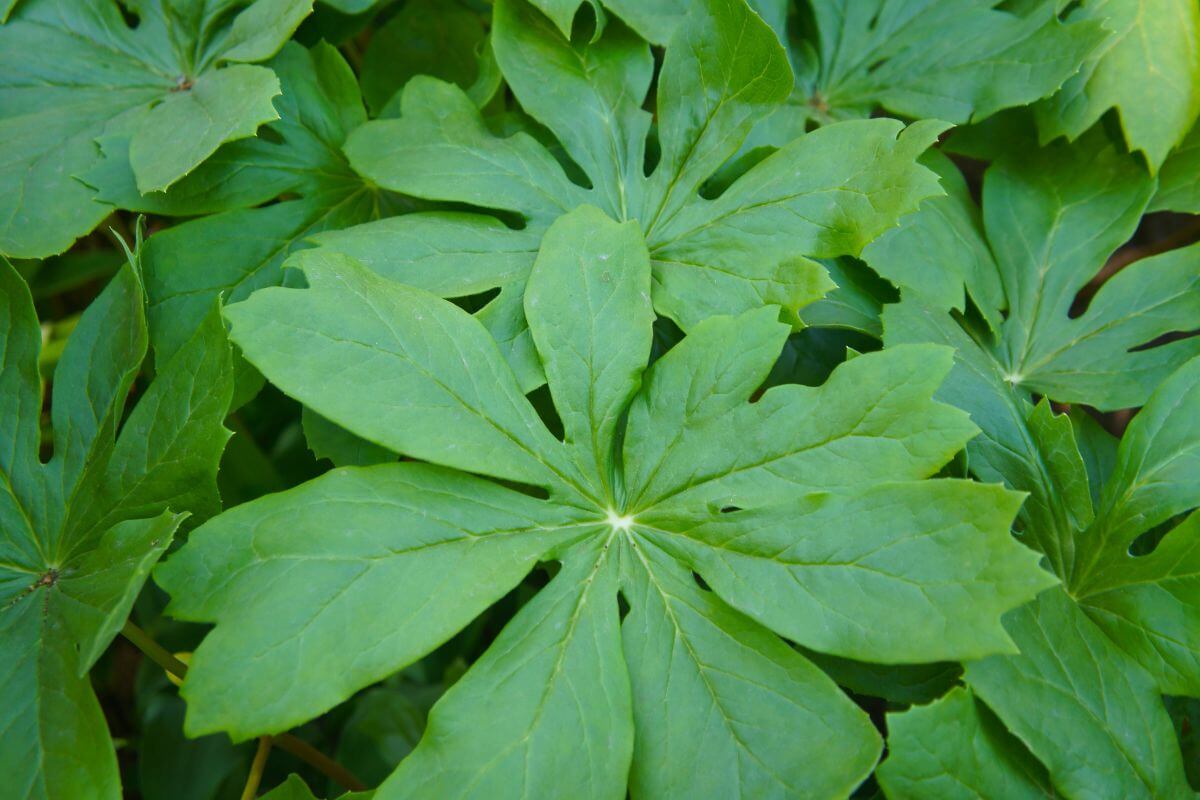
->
<box><xmin>121</xmin><ymin>621</ymin><xmax>367</xmax><ymax>792</ymax></box>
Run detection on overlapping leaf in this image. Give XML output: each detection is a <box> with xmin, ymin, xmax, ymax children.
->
<box><xmin>320</xmin><ymin>0</ymin><xmax>946</xmax><ymax>387</ymax></box>
<box><xmin>763</xmin><ymin>0</ymin><xmax>1106</xmax><ymax>140</ymax></box>
<box><xmin>882</xmin><ymin>130</ymin><xmax>1200</xmax><ymax>417</ymax></box>
<box><xmin>878</xmin><ymin>130</ymin><xmax>1200</xmax><ymax>796</ymax></box>
<box><xmin>158</xmin><ymin>206</ymin><xmax>1052</xmax><ymax>798</ymax></box>
<box><xmin>825</xmin><ymin>0</ymin><xmax>1105</xmax><ymax>121</ymax></box>
<box><xmin>129</xmin><ymin>42</ymin><xmax>396</xmax><ymax>366</ymax></box>
<box><xmin>1154</xmin><ymin>120</ymin><xmax>1200</xmax><ymax>213</ymax></box>
<box><xmin>0</xmin><ymin>255</ymin><xmax>234</xmax><ymax>799</ymax></box>
<box><xmin>0</xmin><ymin>0</ymin><xmax>314</xmax><ymax>258</ymax></box>
<box><xmin>877</xmin><ymin>686</ymin><xmax>1053</xmax><ymax>799</ymax></box>
<box><xmin>1034</xmin><ymin>0</ymin><xmax>1200</xmax><ymax>170</ymax></box>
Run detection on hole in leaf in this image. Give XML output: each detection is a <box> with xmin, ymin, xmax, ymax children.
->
<box><xmin>491</xmin><ymin>477</ymin><xmax>550</xmax><ymax>501</ymax></box>
<box><xmin>525</xmin><ymin>383</ymin><xmax>565</xmax><ymax>441</ymax></box>
<box><xmin>617</xmin><ymin>590</ymin><xmax>630</xmax><ymax>621</ymax></box>
<box><xmin>1128</xmin><ymin>515</ymin><xmax>1188</xmax><ymax>557</ymax></box>
<box><xmin>1129</xmin><ymin>329</ymin><xmax>1200</xmax><ymax>353</ymax></box>
<box><xmin>1057</xmin><ymin>0</ymin><xmax>1083</xmax><ymax>20</ymax></box>
<box><xmin>257</xmin><ymin>126</ymin><xmax>285</xmax><ymax>146</ymax></box>
<box><xmin>115</xmin><ymin>0</ymin><xmax>141</xmax><ymax>29</ymax></box>
<box><xmin>451</xmin><ymin>286</ymin><xmax>500</xmax><ymax>315</ymax></box>
<box><xmin>569</xmin><ymin>2</ymin><xmax>598</xmax><ymax>44</ymax></box>
<box><xmin>692</xmin><ymin>571</ymin><xmax>711</xmax><ymax>592</ymax></box>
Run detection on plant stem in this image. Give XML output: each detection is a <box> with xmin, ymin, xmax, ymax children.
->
<box><xmin>120</xmin><ymin>621</ymin><xmax>367</xmax><ymax>792</ymax></box>
<box><xmin>274</xmin><ymin>734</ymin><xmax>366</xmax><ymax>792</ymax></box>
<box><xmin>240</xmin><ymin>736</ymin><xmax>273</xmax><ymax>800</ymax></box>
<box><xmin>121</xmin><ymin>620</ymin><xmax>189</xmax><ymax>677</ymax></box>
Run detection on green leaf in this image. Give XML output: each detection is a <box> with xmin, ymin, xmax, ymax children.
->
<box><xmin>309</xmin><ymin>213</ymin><xmax>546</xmax><ymax>388</ymax></box>
<box><xmin>221</xmin><ymin>248</ymin><xmax>581</xmax><ymax>492</ymax></box>
<box><xmin>639</xmin><ymin>480</ymin><xmax>1052</xmax><ymax>662</ymax></box>
<box><xmin>0</xmin><ymin>0</ymin><xmax>312</xmax><ymax>257</ymax></box>
<box><xmin>0</xmin><ymin>253</ymin><xmax>234</xmax><ymax>799</ymax></box>
<box><xmin>335</xmin><ymin>681</ymin><xmax>442</xmax><ymax>787</ymax></box>
<box><xmin>301</xmin><ymin>407</ymin><xmax>396</xmax><ymax>468</ymax></box>
<box><xmin>159</xmin><ymin>463</ymin><xmax>587</xmax><ymax>739</ymax></box>
<box><xmin>1069</xmin><ymin>357</ymin><xmax>1200</xmax><ymax>696</ymax></box>
<box><xmin>885</xmin><ymin>149</ymin><xmax>1200</xmax><ymax>795</ymax></box>
<box><xmin>966</xmin><ymin>587</ymin><xmax>1194</xmax><ymax>799</ymax></box>
<box><xmin>798</xmin><ymin>649</ymin><xmax>961</xmax><ymax>706</ymax></box>
<box><xmin>878</xmin><ymin>687</ymin><xmax>1052</xmax><ymax>799</ymax></box>
<box><xmin>336</xmin><ymin>0</ymin><xmax>944</xmax><ymax>344</ymax></box>
<box><xmin>139</xmin><ymin>42</ymin><xmax>395</xmax><ymax>365</ymax></box>
<box><xmin>619</xmin><ymin>537</ymin><xmax>881</xmax><ymax>798</ymax></box>
<box><xmin>160</xmin><ymin>207</ymin><xmax>1050</xmax><ymax>795</ymax></box>
<box><xmin>1035</xmin><ymin>0</ymin><xmax>1200</xmax><ymax>170</ymax></box>
<box><xmin>883</xmin><ymin>131</ymin><xmax>1199</xmax><ymax>421</ymax></box>
<box><xmin>794</xmin><ymin>0</ymin><xmax>1108</xmax><ymax>126</ymax></box>
<box><xmin>525</xmin><ymin>206</ymin><xmax>654</xmax><ymax>495</ymax></box>
<box><xmin>1152</xmin><ymin>120</ymin><xmax>1200</xmax><ymax>213</ymax></box>
<box><xmin>2</xmin><ymin>512</ymin><xmax>180</xmax><ymax>800</ymax></box>
<box><xmin>138</xmin><ymin>693</ymin><xmax>246</xmax><ymax>800</ymax></box>
<box><xmin>359</xmin><ymin>0</ymin><xmax>488</xmax><ymax>115</ymax></box>
<box><xmin>863</xmin><ymin>149</ymin><xmax>1005</xmax><ymax>331</ymax></box>
<box><xmin>381</xmin><ymin>538</ymin><xmax>633</xmax><ymax>799</ymax></box>
<box><xmin>721</xmin><ymin>0</ymin><xmax>1104</xmax><ymax>165</ymax></box>
<box><xmin>129</xmin><ymin>65</ymin><xmax>282</xmax><ymax>194</ymax></box>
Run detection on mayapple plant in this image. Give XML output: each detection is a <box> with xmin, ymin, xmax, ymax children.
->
<box><xmin>0</xmin><ymin>0</ymin><xmax>1198</xmax><ymax>798</ymax></box>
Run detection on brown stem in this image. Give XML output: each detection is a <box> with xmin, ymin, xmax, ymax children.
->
<box><xmin>121</xmin><ymin>621</ymin><xmax>367</xmax><ymax>792</ymax></box>
<box><xmin>274</xmin><ymin>734</ymin><xmax>366</xmax><ymax>792</ymax></box>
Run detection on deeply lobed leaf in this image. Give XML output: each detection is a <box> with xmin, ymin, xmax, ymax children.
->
<box><xmin>160</xmin><ymin>206</ymin><xmax>1051</xmax><ymax>797</ymax></box>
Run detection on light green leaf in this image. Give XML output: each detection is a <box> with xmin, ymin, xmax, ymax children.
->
<box><xmin>494</xmin><ymin>0</ymin><xmax>652</xmax><ymax>223</ymax></box>
<box><xmin>359</xmin><ymin>0</ymin><xmax>488</xmax><ymax>115</ymax></box>
<box><xmin>966</xmin><ymin>587</ymin><xmax>1194</xmax><ymax>799</ymax></box>
<box><xmin>639</xmin><ymin>480</ymin><xmax>1053</xmax><ymax>662</ymax></box>
<box><xmin>644</xmin><ymin>0</ymin><xmax>791</xmax><ymax>229</ymax></box>
<box><xmin>0</xmin><ymin>0</ymin><xmax>312</xmax><ymax>257</ymax></box>
<box><xmin>1035</xmin><ymin>0</ymin><xmax>1200</xmax><ymax>170</ymax></box>
<box><xmin>621</xmin><ymin>537</ymin><xmax>881</xmax><ymax>798</ymax></box>
<box><xmin>347</xmin><ymin>77</ymin><xmax>588</xmax><ymax>225</ymax></box>
<box><xmin>884</xmin><ymin>134</ymin><xmax>1199</xmax><ymax>445</ymax></box>
<box><xmin>139</xmin><ymin>43</ymin><xmax>396</xmax><ymax>365</ymax></box>
<box><xmin>625</xmin><ymin>341</ymin><xmax>981</xmax><ymax>511</ymax></box>
<box><xmin>886</xmin><ymin>145</ymin><xmax>1200</xmax><ymax>795</ymax></box>
<box><xmin>379</xmin><ymin>538</ymin><xmax>631</xmax><ymax>800</ymax></box>
<box><xmin>526</xmin><ymin>0</ymin><xmax>602</xmax><ymax>39</ymax></box>
<box><xmin>1152</xmin><ymin>121</ymin><xmax>1200</xmax><ymax>212</ymax></box>
<box><xmin>796</xmin><ymin>0</ymin><xmax>1107</xmax><ymax>125</ymax></box>
<box><xmin>863</xmin><ymin>150</ymin><xmax>1005</xmax><ymax>331</ymax></box>
<box><xmin>339</xmin><ymin>0</ymin><xmax>944</xmax><ymax>344</ymax></box>
<box><xmin>525</xmin><ymin>206</ymin><xmax>654</xmax><ymax>495</ymax></box>
<box><xmin>221</xmin><ymin>0</ymin><xmax>314</xmax><ymax>63</ymax></box>
<box><xmin>310</xmin><ymin>212</ymin><xmax>546</xmax><ymax>388</ymax></box>
<box><xmin>650</xmin><ymin>117</ymin><xmax>944</xmax><ymax>330</ymax></box>
<box><xmin>163</xmin><ymin>207</ymin><xmax>1050</xmax><ymax>795</ymax></box>
<box><xmin>221</xmin><ymin>249</ymin><xmax>582</xmax><ymax>493</ymax></box>
<box><xmin>0</xmin><ymin>252</ymin><xmax>233</xmax><ymax>799</ymax></box>
<box><xmin>878</xmin><ymin>686</ymin><xmax>1052</xmax><ymax>800</ymax></box>
<box><xmin>1068</xmin><ymin>356</ymin><xmax>1200</xmax><ymax>696</ymax></box>
<box><xmin>129</xmin><ymin>65</ymin><xmax>282</xmax><ymax>193</ymax></box>
<box><xmin>157</xmin><ymin>463</ymin><xmax>588</xmax><ymax>739</ymax></box>
<box><xmin>301</xmin><ymin>407</ymin><xmax>396</xmax><ymax>468</ymax></box>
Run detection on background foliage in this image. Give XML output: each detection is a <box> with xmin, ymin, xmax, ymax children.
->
<box><xmin>1</xmin><ymin>0</ymin><xmax>1198</xmax><ymax>798</ymax></box>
